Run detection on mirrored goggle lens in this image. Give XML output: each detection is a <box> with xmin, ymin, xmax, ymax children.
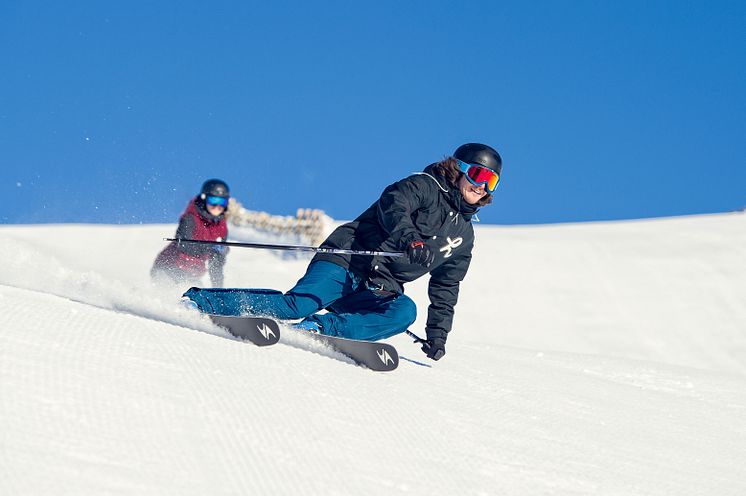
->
<box><xmin>465</xmin><ymin>164</ymin><xmax>500</xmax><ymax>192</ymax></box>
<box><xmin>206</xmin><ymin>195</ymin><xmax>229</xmax><ymax>207</ymax></box>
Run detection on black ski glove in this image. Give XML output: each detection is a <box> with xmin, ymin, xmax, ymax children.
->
<box><xmin>406</xmin><ymin>240</ymin><xmax>435</xmax><ymax>267</ymax></box>
<box><xmin>421</xmin><ymin>337</ymin><xmax>446</xmax><ymax>361</ymax></box>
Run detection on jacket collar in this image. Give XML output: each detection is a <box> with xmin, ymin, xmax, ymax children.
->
<box><xmin>419</xmin><ymin>164</ymin><xmax>480</xmax><ymax>221</ymax></box>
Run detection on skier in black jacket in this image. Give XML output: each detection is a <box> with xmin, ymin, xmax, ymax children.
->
<box><xmin>183</xmin><ymin>143</ymin><xmax>502</xmax><ymax>361</ymax></box>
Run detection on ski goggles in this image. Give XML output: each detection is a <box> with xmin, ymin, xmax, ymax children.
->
<box><xmin>457</xmin><ymin>159</ymin><xmax>500</xmax><ymax>193</ymax></box>
<box><xmin>205</xmin><ymin>195</ymin><xmax>229</xmax><ymax>207</ymax></box>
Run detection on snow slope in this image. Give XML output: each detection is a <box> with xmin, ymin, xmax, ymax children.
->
<box><xmin>1</xmin><ymin>214</ymin><xmax>746</xmax><ymax>495</ymax></box>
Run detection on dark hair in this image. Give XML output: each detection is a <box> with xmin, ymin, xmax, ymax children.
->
<box><xmin>433</xmin><ymin>157</ymin><xmax>493</xmax><ymax>207</ymax></box>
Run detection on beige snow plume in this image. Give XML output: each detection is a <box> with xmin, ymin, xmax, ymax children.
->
<box><xmin>225</xmin><ymin>198</ymin><xmax>329</xmax><ymax>246</ymax></box>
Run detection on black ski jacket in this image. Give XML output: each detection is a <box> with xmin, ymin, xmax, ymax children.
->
<box><xmin>313</xmin><ymin>164</ymin><xmax>479</xmax><ymax>341</ymax></box>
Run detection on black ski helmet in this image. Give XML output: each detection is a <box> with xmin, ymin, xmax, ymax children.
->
<box><xmin>200</xmin><ymin>179</ymin><xmax>230</xmax><ymax>200</ymax></box>
<box><xmin>454</xmin><ymin>143</ymin><xmax>502</xmax><ymax>176</ymax></box>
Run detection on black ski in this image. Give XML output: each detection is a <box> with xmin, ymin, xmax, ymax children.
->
<box><xmin>209</xmin><ymin>315</ymin><xmax>280</xmax><ymax>346</ymax></box>
<box><xmin>208</xmin><ymin>314</ymin><xmax>398</xmax><ymax>371</ymax></box>
<box><xmin>297</xmin><ymin>330</ymin><xmax>399</xmax><ymax>372</ymax></box>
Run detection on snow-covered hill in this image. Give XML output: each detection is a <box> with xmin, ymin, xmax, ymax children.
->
<box><xmin>2</xmin><ymin>214</ymin><xmax>745</xmax><ymax>495</ymax></box>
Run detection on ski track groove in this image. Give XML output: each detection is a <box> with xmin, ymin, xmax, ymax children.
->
<box><xmin>4</xmin><ymin>285</ymin><xmax>746</xmax><ymax>494</ymax></box>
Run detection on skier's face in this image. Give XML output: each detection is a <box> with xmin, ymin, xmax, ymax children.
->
<box><xmin>206</xmin><ymin>203</ymin><xmax>226</xmax><ymax>216</ymax></box>
<box><xmin>458</xmin><ymin>175</ymin><xmax>488</xmax><ymax>204</ymax></box>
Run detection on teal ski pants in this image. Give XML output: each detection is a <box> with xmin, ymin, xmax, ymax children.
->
<box><xmin>183</xmin><ymin>261</ymin><xmax>416</xmax><ymax>341</ymax></box>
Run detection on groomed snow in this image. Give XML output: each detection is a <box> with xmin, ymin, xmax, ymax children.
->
<box><xmin>1</xmin><ymin>213</ymin><xmax>745</xmax><ymax>495</ymax></box>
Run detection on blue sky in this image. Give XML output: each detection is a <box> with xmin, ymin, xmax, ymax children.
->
<box><xmin>1</xmin><ymin>1</ymin><xmax>744</xmax><ymax>225</ymax></box>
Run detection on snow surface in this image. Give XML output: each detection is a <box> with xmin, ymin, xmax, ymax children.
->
<box><xmin>2</xmin><ymin>214</ymin><xmax>746</xmax><ymax>495</ymax></box>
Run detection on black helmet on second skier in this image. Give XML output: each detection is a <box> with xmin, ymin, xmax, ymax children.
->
<box><xmin>200</xmin><ymin>179</ymin><xmax>230</xmax><ymax>200</ymax></box>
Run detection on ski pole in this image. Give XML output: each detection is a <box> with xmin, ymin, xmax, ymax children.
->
<box><xmin>164</xmin><ymin>238</ymin><xmax>406</xmax><ymax>258</ymax></box>
<box><xmin>406</xmin><ymin>330</ymin><xmax>428</xmax><ymax>344</ymax></box>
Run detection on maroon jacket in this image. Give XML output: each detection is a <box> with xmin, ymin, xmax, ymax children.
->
<box><xmin>152</xmin><ymin>197</ymin><xmax>229</xmax><ymax>285</ymax></box>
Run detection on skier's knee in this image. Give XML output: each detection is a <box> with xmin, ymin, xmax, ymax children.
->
<box><xmin>398</xmin><ymin>297</ymin><xmax>417</xmax><ymax>326</ymax></box>
<box><xmin>183</xmin><ymin>287</ymin><xmax>203</xmax><ymax>299</ymax></box>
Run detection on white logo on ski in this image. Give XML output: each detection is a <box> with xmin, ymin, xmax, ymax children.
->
<box><xmin>256</xmin><ymin>323</ymin><xmax>276</xmax><ymax>340</ymax></box>
<box><xmin>439</xmin><ymin>236</ymin><xmax>463</xmax><ymax>258</ymax></box>
<box><xmin>377</xmin><ymin>348</ymin><xmax>394</xmax><ymax>366</ymax></box>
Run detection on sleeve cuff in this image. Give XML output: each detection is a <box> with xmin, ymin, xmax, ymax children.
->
<box><xmin>425</xmin><ymin>328</ymin><xmax>448</xmax><ymax>342</ymax></box>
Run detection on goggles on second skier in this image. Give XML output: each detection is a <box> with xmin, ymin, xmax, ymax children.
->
<box><xmin>457</xmin><ymin>160</ymin><xmax>500</xmax><ymax>193</ymax></box>
<box><xmin>206</xmin><ymin>195</ymin><xmax>229</xmax><ymax>207</ymax></box>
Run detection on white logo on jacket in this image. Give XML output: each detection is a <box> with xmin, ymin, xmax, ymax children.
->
<box><xmin>439</xmin><ymin>237</ymin><xmax>463</xmax><ymax>258</ymax></box>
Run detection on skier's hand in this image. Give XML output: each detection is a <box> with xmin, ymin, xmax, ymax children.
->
<box><xmin>421</xmin><ymin>337</ymin><xmax>446</xmax><ymax>361</ymax></box>
<box><xmin>406</xmin><ymin>240</ymin><xmax>435</xmax><ymax>267</ymax></box>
